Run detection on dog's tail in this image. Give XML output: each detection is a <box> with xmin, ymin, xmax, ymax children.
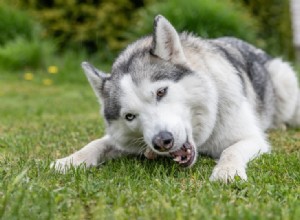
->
<box><xmin>288</xmin><ymin>89</ymin><xmax>300</xmax><ymax>127</ymax></box>
<box><xmin>266</xmin><ymin>58</ymin><xmax>300</xmax><ymax>128</ymax></box>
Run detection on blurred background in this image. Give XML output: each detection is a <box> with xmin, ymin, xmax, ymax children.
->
<box><xmin>0</xmin><ymin>0</ymin><xmax>298</xmax><ymax>84</ymax></box>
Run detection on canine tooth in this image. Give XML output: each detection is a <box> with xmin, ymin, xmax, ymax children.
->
<box><xmin>186</xmin><ymin>149</ymin><xmax>191</xmax><ymax>154</ymax></box>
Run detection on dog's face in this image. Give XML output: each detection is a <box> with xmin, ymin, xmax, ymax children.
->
<box><xmin>82</xmin><ymin>16</ymin><xmax>199</xmax><ymax>167</ymax></box>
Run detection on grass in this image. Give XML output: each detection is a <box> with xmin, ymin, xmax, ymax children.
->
<box><xmin>0</xmin><ymin>67</ymin><xmax>299</xmax><ymax>220</ymax></box>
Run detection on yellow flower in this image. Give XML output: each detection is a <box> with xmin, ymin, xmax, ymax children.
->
<box><xmin>24</xmin><ymin>72</ymin><xmax>34</xmax><ymax>81</ymax></box>
<box><xmin>47</xmin><ymin>65</ymin><xmax>58</xmax><ymax>74</ymax></box>
<box><xmin>43</xmin><ymin>78</ymin><xmax>53</xmax><ymax>86</ymax></box>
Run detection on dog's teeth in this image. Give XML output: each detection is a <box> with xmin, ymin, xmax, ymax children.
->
<box><xmin>173</xmin><ymin>156</ymin><xmax>182</xmax><ymax>162</ymax></box>
<box><xmin>179</xmin><ymin>159</ymin><xmax>187</xmax><ymax>164</ymax></box>
<box><xmin>187</xmin><ymin>154</ymin><xmax>191</xmax><ymax>161</ymax></box>
<box><xmin>186</xmin><ymin>149</ymin><xmax>191</xmax><ymax>155</ymax></box>
<box><xmin>179</xmin><ymin>154</ymin><xmax>191</xmax><ymax>164</ymax></box>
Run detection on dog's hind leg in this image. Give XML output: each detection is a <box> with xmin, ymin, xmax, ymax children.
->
<box><xmin>51</xmin><ymin>135</ymin><xmax>123</xmax><ymax>172</ymax></box>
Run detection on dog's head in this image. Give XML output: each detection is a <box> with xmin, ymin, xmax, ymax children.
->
<box><xmin>81</xmin><ymin>16</ymin><xmax>213</xmax><ymax>167</ymax></box>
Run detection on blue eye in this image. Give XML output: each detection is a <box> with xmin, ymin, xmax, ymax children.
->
<box><xmin>125</xmin><ymin>113</ymin><xmax>136</xmax><ymax>121</ymax></box>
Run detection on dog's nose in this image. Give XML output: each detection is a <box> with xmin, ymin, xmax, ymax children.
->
<box><xmin>152</xmin><ymin>131</ymin><xmax>174</xmax><ymax>152</ymax></box>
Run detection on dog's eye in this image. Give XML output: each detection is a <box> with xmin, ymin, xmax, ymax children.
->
<box><xmin>125</xmin><ymin>113</ymin><xmax>136</xmax><ymax>121</ymax></box>
<box><xmin>156</xmin><ymin>87</ymin><xmax>168</xmax><ymax>100</ymax></box>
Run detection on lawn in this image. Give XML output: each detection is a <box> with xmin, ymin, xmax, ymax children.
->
<box><xmin>0</xmin><ymin>67</ymin><xmax>299</xmax><ymax>220</ymax></box>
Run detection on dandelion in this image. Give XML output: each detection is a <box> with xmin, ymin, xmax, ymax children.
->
<box><xmin>24</xmin><ymin>72</ymin><xmax>34</xmax><ymax>81</ymax></box>
<box><xmin>47</xmin><ymin>65</ymin><xmax>58</xmax><ymax>74</ymax></box>
<box><xmin>43</xmin><ymin>78</ymin><xmax>53</xmax><ymax>86</ymax></box>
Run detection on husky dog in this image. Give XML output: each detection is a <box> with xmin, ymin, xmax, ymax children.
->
<box><xmin>52</xmin><ymin>15</ymin><xmax>300</xmax><ymax>182</ymax></box>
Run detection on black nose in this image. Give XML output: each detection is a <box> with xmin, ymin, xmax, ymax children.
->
<box><xmin>152</xmin><ymin>131</ymin><xmax>174</xmax><ymax>152</ymax></box>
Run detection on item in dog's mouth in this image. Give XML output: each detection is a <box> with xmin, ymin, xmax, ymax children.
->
<box><xmin>170</xmin><ymin>142</ymin><xmax>195</xmax><ymax>167</ymax></box>
<box><xmin>144</xmin><ymin>148</ymin><xmax>158</xmax><ymax>159</ymax></box>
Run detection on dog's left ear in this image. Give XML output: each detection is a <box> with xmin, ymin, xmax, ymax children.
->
<box><xmin>151</xmin><ymin>15</ymin><xmax>187</xmax><ymax>64</ymax></box>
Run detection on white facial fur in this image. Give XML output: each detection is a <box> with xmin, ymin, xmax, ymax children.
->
<box><xmin>107</xmin><ymin>74</ymin><xmax>193</xmax><ymax>154</ymax></box>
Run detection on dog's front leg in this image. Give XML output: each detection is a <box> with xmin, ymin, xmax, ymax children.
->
<box><xmin>209</xmin><ymin>137</ymin><xmax>270</xmax><ymax>183</ymax></box>
<box><xmin>51</xmin><ymin>135</ymin><xmax>123</xmax><ymax>172</ymax></box>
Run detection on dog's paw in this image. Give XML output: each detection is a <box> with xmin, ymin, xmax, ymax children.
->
<box><xmin>50</xmin><ymin>156</ymin><xmax>75</xmax><ymax>173</ymax></box>
<box><xmin>50</xmin><ymin>152</ymin><xmax>98</xmax><ymax>173</ymax></box>
<box><xmin>209</xmin><ymin>164</ymin><xmax>247</xmax><ymax>183</ymax></box>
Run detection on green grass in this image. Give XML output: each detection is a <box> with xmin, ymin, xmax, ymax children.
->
<box><xmin>0</xmin><ymin>68</ymin><xmax>299</xmax><ymax>220</ymax></box>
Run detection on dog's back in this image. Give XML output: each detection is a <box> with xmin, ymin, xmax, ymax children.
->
<box><xmin>179</xmin><ymin>34</ymin><xmax>300</xmax><ymax>130</ymax></box>
<box><xmin>214</xmin><ymin>37</ymin><xmax>300</xmax><ymax>129</ymax></box>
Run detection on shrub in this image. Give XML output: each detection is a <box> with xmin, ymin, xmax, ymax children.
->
<box><xmin>0</xmin><ymin>3</ymin><xmax>56</xmax><ymax>70</ymax></box>
<box><xmin>6</xmin><ymin>0</ymin><xmax>153</xmax><ymax>62</ymax></box>
<box><xmin>129</xmin><ymin>0</ymin><xmax>261</xmax><ymax>47</ymax></box>
<box><xmin>0</xmin><ymin>3</ymin><xmax>36</xmax><ymax>45</ymax></box>
<box><xmin>5</xmin><ymin>0</ymin><xmax>262</xmax><ymax>64</ymax></box>
<box><xmin>236</xmin><ymin>0</ymin><xmax>294</xmax><ymax>59</ymax></box>
<box><xmin>0</xmin><ymin>37</ymin><xmax>55</xmax><ymax>70</ymax></box>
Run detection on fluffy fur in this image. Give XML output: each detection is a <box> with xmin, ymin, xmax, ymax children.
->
<box><xmin>52</xmin><ymin>15</ymin><xmax>300</xmax><ymax>182</ymax></box>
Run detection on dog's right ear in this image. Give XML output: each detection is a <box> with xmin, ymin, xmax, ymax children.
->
<box><xmin>151</xmin><ymin>15</ymin><xmax>186</xmax><ymax>64</ymax></box>
<box><xmin>81</xmin><ymin>62</ymin><xmax>108</xmax><ymax>99</ymax></box>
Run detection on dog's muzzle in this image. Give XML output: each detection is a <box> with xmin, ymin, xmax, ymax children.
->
<box><xmin>152</xmin><ymin>131</ymin><xmax>196</xmax><ymax>167</ymax></box>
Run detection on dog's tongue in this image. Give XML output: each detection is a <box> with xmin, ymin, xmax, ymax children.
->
<box><xmin>170</xmin><ymin>142</ymin><xmax>195</xmax><ymax>167</ymax></box>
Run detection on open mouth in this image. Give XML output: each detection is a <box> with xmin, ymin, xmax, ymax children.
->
<box><xmin>170</xmin><ymin>142</ymin><xmax>196</xmax><ymax>167</ymax></box>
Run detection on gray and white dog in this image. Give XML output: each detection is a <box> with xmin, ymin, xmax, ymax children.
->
<box><xmin>52</xmin><ymin>15</ymin><xmax>300</xmax><ymax>182</ymax></box>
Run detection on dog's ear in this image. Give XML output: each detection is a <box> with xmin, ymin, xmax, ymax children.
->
<box><xmin>81</xmin><ymin>62</ymin><xmax>108</xmax><ymax>99</ymax></box>
<box><xmin>151</xmin><ymin>15</ymin><xmax>186</xmax><ymax>64</ymax></box>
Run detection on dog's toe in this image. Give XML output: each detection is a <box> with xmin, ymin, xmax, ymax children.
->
<box><xmin>50</xmin><ymin>157</ymin><xmax>73</xmax><ymax>173</ymax></box>
<box><xmin>209</xmin><ymin>164</ymin><xmax>247</xmax><ymax>183</ymax></box>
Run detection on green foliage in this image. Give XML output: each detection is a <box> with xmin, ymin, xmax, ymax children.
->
<box><xmin>5</xmin><ymin>0</ymin><xmax>261</xmax><ymax>63</ymax></box>
<box><xmin>7</xmin><ymin>0</ymin><xmax>152</xmax><ymax>63</ymax></box>
<box><xmin>0</xmin><ymin>3</ymin><xmax>35</xmax><ymax>45</ymax></box>
<box><xmin>236</xmin><ymin>0</ymin><xmax>294</xmax><ymax>59</ymax></box>
<box><xmin>2</xmin><ymin>0</ymin><xmax>295</xmax><ymax>64</ymax></box>
<box><xmin>0</xmin><ymin>37</ymin><xmax>55</xmax><ymax>70</ymax></box>
<box><xmin>0</xmin><ymin>3</ymin><xmax>56</xmax><ymax>70</ymax></box>
<box><xmin>129</xmin><ymin>0</ymin><xmax>261</xmax><ymax>47</ymax></box>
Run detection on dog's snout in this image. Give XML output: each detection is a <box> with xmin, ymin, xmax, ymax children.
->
<box><xmin>152</xmin><ymin>131</ymin><xmax>174</xmax><ymax>152</ymax></box>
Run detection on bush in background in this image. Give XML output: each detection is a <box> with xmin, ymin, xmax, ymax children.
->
<box><xmin>2</xmin><ymin>0</ymin><xmax>295</xmax><ymax>66</ymax></box>
<box><xmin>0</xmin><ymin>3</ymin><xmax>55</xmax><ymax>70</ymax></box>
<box><xmin>129</xmin><ymin>0</ymin><xmax>261</xmax><ymax>47</ymax></box>
<box><xmin>0</xmin><ymin>3</ymin><xmax>35</xmax><ymax>45</ymax></box>
<box><xmin>5</xmin><ymin>0</ymin><xmax>262</xmax><ymax>63</ymax></box>
<box><xmin>235</xmin><ymin>0</ymin><xmax>294</xmax><ymax>60</ymax></box>
<box><xmin>7</xmin><ymin>0</ymin><xmax>154</xmax><ymax>63</ymax></box>
<box><xmin>0</xmin><ymin>37</ymin><xmax>55</xmax><ymax>70</ymax></box>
